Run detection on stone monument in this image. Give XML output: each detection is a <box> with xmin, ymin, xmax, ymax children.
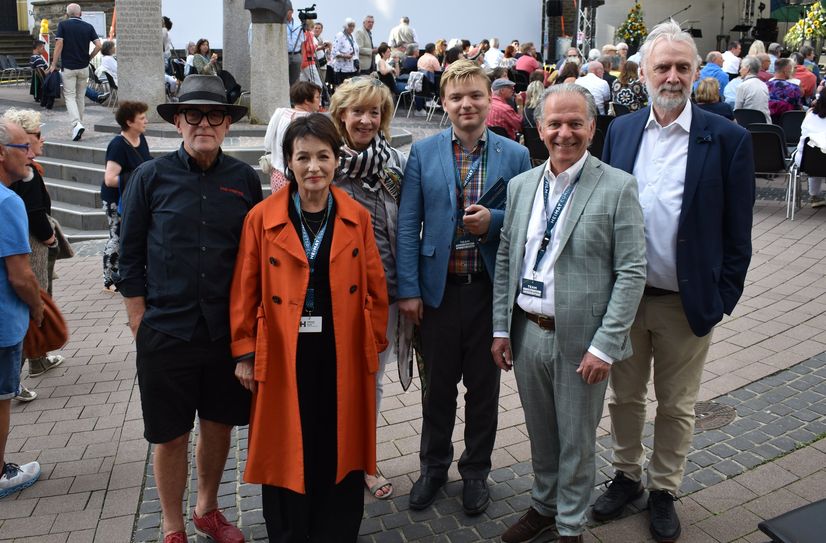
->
<box><xmin>115</xmin><ymin>0</ymin><xmax>165</xmax><ymax>121</ymax></box>
<box><xmin>246</xmin><ymin>0</ymin><xmax>292</xmax><ymax>124</ymax></box>
<box><xmin>223</xmin><ymin>0</ymin><xmax>251</xmax><ymax>92</ymax></box>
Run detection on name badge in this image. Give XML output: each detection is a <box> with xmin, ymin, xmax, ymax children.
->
<box><xmin>299</xmin><ymin>316</ymin><xmax>323</xmax><ymax>333</ymax></box>
<box><xmin>521</xmin><ymin>278</ymin><xmax>544</xmax><ymax>298</ymax></box>
<box><xmin>454</xmin><ymin>235</ymin><xmax>476</xmax><ymax>251</ymax></box>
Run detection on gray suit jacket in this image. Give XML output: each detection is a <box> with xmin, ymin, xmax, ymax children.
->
<box><xmin>492</xmin><ymin>155</ymin><xmax>647</xmax><ymax>363</ymax></box>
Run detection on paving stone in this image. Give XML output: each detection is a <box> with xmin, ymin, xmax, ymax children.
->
<box><xmin>692</xmin><ymin>468</ymin><xmax>725</xmax><ymax>487</ymax></box>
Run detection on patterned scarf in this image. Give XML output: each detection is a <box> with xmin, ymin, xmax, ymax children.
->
<box><xmin>339</xmin><ymin>133</ymin><xmax>402</xmax><ymax>202</ymax></box>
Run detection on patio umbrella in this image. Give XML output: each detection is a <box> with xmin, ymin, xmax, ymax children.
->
<box><xmin>771</xmin><ymin>0</ymin><xmax>815</xmax><ymax>22</ymax></box>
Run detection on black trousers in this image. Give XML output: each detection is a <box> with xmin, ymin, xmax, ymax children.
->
<box><xmin>418</xmin><ymin>277</ymin><xmax>500</xmax><ymax>480</ymax></box>
<box><xmin>262</xmin><ymin>470</ymin><xmax>364</xmax><ymax>543</ymax></box>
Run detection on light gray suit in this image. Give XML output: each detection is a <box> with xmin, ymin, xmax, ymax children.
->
<box><xmin>492</xmin><ymin>155</ymin><xmax>646</xmax><ymax>535</ymax></box>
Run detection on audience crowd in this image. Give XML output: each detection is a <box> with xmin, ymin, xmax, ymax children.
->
<box><xmin>7</xmin><ymin>4</ymin><xmax>826</xmax><ymax>543</ymax></box>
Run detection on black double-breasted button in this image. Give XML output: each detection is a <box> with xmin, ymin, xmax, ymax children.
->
<box><xmin>272</xmin><ymin>295</ymin><xmax>282</xmax><ymax>304</ymax></box>
<box><xmin>269</xmin><ymin>256</ymin><xmax>279</xmax><ymax>266</ymax></box>
<box><xmin>349</xmin><ymin>285</ymin><xmax>357</xmax><ymax>294</ymax></box>
<box><xmin>352</xmin><ymin>248</ymin><xmax>359</xmax><ymax>257</ymax></box>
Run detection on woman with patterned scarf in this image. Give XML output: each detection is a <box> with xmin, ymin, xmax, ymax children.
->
<box><xmin>330</xmin><ymin>75</ymin><xmax>413</xmax><ymax>501</ymax></box>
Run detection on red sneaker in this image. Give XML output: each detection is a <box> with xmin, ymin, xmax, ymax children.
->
<box><xmin>192</xmin><ymin>509</ymin><xmax>244</xmax><ymax>543</ymax></box>
<box><xmin>163</xmin><ymin>532</ymin><xmax>187</xmax><ymax>543</ymax></box>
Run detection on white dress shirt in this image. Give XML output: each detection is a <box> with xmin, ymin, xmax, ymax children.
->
<box><xmin>575</xmin><ymin>73</ymin><xmax>611</xmax><ymax>115</ymax></box>
<box><xmin>632</xmin><ymin>103</ymin><xmax>692</xmax><ymax>292</ymax></box>
<box><xmin>494</xmin><ymin>153</ymin><xmax>613</xmax><ymax>363</ymax></box>
<box><xmin>722</xmin><ymin>51</ymin><xmax>740</xmax><ymax>75</ymax></box>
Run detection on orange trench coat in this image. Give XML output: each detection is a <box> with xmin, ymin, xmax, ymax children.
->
<box><xmin>229</xmin><ymin>186</ymin><xmax>389</xmax><ymax>494</ymax></box>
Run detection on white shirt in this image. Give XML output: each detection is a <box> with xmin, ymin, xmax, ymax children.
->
<box><xmin>632</xmin><ymin>103</ymin><xmax>692</xmax><ymax>292</ymax></box>
<box><xmin>484</xmin><ymin>47</ymin><xmax>504</xmax><ymax>69</ymax></box>
<box><xmin>722</xmin><ymin>51</ymin><xmax>741</xmax><ymax>75</ymax></box>
<box><xmin>575</xmin><ymin>73</ymin><xmax>611</xmax><ymax>114</ymax></box>
<box><xmin>493</xmin><ymin>153</ymin><xmax>613</xmax><ymax>363</ymax></box>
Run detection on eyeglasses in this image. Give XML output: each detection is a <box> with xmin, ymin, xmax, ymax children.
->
<box><xmin>2</xmin><ymin>142</ymin><xmax>31</xmax><ymax>152</ymax></box>
<box><xmin>178</xmin><ymin>109</ymin><xmax>229</xmax><ymax>126</ymax></box>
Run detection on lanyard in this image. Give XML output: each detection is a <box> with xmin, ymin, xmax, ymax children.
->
<box><xmin>532</xmin><ymin>167</ymin><xmax>583</xmax><ymax>272</ymax></box>
<box><xmin>292</xmin><ymin>191</ymin><xmax>333</xmax><ymax>313</ymax></box>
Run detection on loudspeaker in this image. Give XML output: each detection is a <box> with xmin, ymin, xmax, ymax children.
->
<box><xmin>754</xmin><ymin>18</ymin><xmax>778</xmax><ymax>44</ymax></box>
<box><xmin>546</xmin><ymin>0</ymin><xmax>563</xmax><ymax>16</ymax></box>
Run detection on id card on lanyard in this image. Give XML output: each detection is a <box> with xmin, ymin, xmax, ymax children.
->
<box><xmin>520</xmin><ymin>169</ymin><xmax>582</xmax><ymax>298</ymax></box>
<box><xmin>293</xmin><ymin>192</ymin><xmax>333</xmax><ymax>332</ymax></box>
<box><xmin>453</xmin><ymin>142</ymin><xmax>486</xmax><ymax>251</ymax></box>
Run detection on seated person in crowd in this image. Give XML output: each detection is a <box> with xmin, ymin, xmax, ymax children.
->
<box><xmin>443</xmin><ymin>46</ymin><xmax>465</xmax><ymax>69</ymax></box>
<box><xmin>695</xmin><ymin>51</ymin><xmax>728</xmax><ymax>98</ymax></box>
<box><xmin>554</xmin><ymin>61</ymin><xmax>580</xmax><ymax>85</ymax></box>
<box><xmin>376</xmin><ymin>43</ymin><xmax>400</xmax><ymax>92</ymax></box>
<box><xmin>723</xmin><ymin>58</ymin><xmax>750</xmax><ymax>108</ymax></box>
<box><xmin>400</xmin><ymin>43</ymin><xmax>420</xmax><ymax>75</ymax></box>
<box><xmin>611</xmin><ymin>60</ymin><xmax>646</xmax><ymax>112</ymax></box>
<box><xmin>521</xmin><ymin>80</ymin><xmax>544</xmax><ymax>133</ymax></box>
<box><xmin>757</xmin><ymin>53</ymin><xmax>772</xmax><ymax>82</ymax></box>
<box><xmin>486</xmin><ymin>78</ymin><xmax>522</xmax><ymax>139</ymax></box>
<box><xmin>695</xmin><ymin>77</ymin><xmax>734</xmax><ymax>120</ymax></box>
<box><xmin>500</xmin><ymin>45</ymin><xmax>518</xmax><ymax>69</ymax></box>
<box><xmin>768</xmin><ymin>58</ymin><xmax>803</xmax><ymax>122</ymax></box>
<box><xmin>791</xmin><ymin>52</ymin><xmax>817</xmax><ymax>100</ymax></box>
<box><xmin>599</xmin><ymin>55</ymin><xmax>616</xmax><ymax>88</ymax></box>
<box><xmin>575</xmin><ymin>61</ymin><xmax>611</xmax><ymax>115</ymax></box>
<box><xmin>417</xmin><ymin>43</ymin><xmax>441</xmax><ymax>78</ymax></box>
<box><xmin>736</xmin><ymin>56</ymin><xmax>771</xmax><ymax>123</ymax></box>
<box><xmin>97</xmin><ymin>40</ymin><xmax>118</xmax><ymax>84</ymax></box>
<box><xmin>515</xmin><ymin>42</ymin><xmax>540</xmax><ymax>74</ymax></box>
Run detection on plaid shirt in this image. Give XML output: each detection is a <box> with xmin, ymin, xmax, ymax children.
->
<box><xmin>486</xmin><ymin>95</ymin><xmax>523</xmax><ymax>140</ymax></box>
<box><xmin>447</xmin><ymin>131</ymin><xmax>487</xmax><ymax>274</ymax></box>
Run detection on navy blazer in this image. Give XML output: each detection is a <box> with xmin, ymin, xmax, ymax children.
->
<box><xmin>396</xmin><ymin>128</ymin><xmax>531</xmax><ymax>308</ymax></box>
<box><xmin>603</xmin><ymin>104</ymin><xmax>755</xmax><ymax>337</ymax></box>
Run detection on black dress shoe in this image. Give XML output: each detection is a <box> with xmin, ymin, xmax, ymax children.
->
<box><xmin>648</xmin><ymin>490</ymin><xmax>681</xmax><ymax>542</ymax></box>
<box><xmin>409</xmin><ymin>475</ymin><xmax>446</xmax><ymax>510</ymax></box>
<box><xmin>592</xmin><ymin>471</ymin><xmax>644</xmax><ymax>521</ymax></box>
<box><xmin>462</xmin><ymin>478</ymin><xmax>490</xmax><ymax>515</ymax></box>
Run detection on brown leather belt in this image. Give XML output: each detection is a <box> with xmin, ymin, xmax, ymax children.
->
<box><xmin>644</xmin><ymin>285</ymin><xmax>679</xmax><ymax>297</ymax></box>
<box><xmin>524</xmin><ymin>311</ymin><xmax>555</xmax><ymax>331</ymax></box>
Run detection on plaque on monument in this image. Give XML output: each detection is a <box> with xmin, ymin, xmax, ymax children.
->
<box><xmin>245</xmin><ymin>0</ymin><xmax>292</xmax><ymax>24</ymax></box>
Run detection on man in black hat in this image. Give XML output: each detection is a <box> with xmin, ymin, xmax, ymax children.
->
<box><xmin>118</xmin><ymin>75</ymin><xmax>262</xmax><ymax>543</ymax></box>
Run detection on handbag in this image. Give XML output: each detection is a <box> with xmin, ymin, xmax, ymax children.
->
<box><xmin>23</xmin><ymin>289</ymin><xmax>69</xmax><ymax>359</ymax></box>
<box><xmin>259</xmin><ymin>153</ymin><xmax>273</xmax><ymax>175</ymax></box>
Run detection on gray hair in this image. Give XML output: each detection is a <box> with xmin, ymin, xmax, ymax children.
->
<box><xmin>768</xmin><ymin>42</ymin><xmax>782</xmax><ymax>55</ymax></box>
<box><xmin>0</xmin><ymin>118</ymin><xmax>12</xmax><ymax>145</ymax></box>
<box><xmin>344</xmin><ymin>17</ymin><xmax>356</xmax><ymax>28</ymax></box>
<box><xmin>2</xmin><ymin>108</ymin><xmax>41</xmax><ymax>133</ymax></box>
<box><xmin>405</xmin><ymin>43</ymin><xmax>418</xmax><ymax>56</ymax></box>
<box><xmin>534</xmin><ymin>84</ymin><xmax>598</xmax><ymax>125</ymax></box>
<box><xmin>706</xmin><ymin>51</ymin><xmax>722</xmax><ymax>64</ymax></box>
<box><xmin>639</xmin><ymin>19</ymin><xmax>698</xmax><ymax>72</ymax></box>
<box><xmin>66</xmin><ymin>3</ymin><xmax>81</xmax><ymax>16</ymax></box>
<box><xmin>741</xmin><ymin>55</ymin><xmax>760</xmax><ymax>75</ymax></box>
<box><xmin>490</xmin><ymin>38</ymin><xmax>500</xmax><ymax>48</ymax></box>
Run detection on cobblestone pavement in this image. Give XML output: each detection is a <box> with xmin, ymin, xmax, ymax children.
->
<box><xmin>3</xmin><ymin>85</ymin><xmax>826</xmax><ymax>541</ymax></box>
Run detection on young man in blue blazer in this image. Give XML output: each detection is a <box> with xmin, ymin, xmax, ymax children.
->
<box><xmin>396</xmin><ymin>60</ymin><xmax>530</xmax><ymax>515</ymax></box>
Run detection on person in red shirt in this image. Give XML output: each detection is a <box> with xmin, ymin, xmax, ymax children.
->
<box><xmin>486</xmin><ymin>78</ymin><xmax>523</xmax><ymax>139</ymax></box>
<box><xmin>515</xmin><ymin>42</ymin><xmax>540</xmax><ymax>74</ymax></box>
<box><xmin>791</xmin><ymin>52</ymin><xmax>817</xmax><ymax>99</ymax></box>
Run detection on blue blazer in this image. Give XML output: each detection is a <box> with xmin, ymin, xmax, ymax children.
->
<box><xmin>603</xmin><ymin>104</ymin><xmax>755</xmax><ymax>337</ymax></box>
<box><xmin>396</xmin><ymin>128</ymin><xmax>531</xmax><ymax>308</ymax></box>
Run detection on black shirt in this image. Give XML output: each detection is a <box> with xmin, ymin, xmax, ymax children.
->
<box><xmin>9</xmin><ymin>166</ymin><xmax>53</xmax><ymax>242</ymax></box>
<box><xmin>102</xmin><ymin>134</ymin><xmax>152</xmax><ymax>204</ymax></box>
<box><xmin>117</xmin><ymin>145</ymin><xmax>264</xmax><ymax>342</ymax></box>
<box><xmin>55</xmin><ymin>17</ymin><xmax>99</xmax><ymax>70</ymax></box>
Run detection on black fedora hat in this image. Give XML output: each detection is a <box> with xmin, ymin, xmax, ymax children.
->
<box><xmin>157</xmin><ymin>75</ymin><xmax>247</xmax><ymax>124</ymax></box>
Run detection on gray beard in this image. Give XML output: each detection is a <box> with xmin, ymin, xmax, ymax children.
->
<box><xmin>646</xmin><ymin>81</ymin><xmax>689</xmax><ymax>112</ymax></box>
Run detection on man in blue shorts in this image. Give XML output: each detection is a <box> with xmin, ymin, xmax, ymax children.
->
<box><xmin>0</xmin><ymin>119</ymin><xmax>43</xmax><ymax>498</ymax></box>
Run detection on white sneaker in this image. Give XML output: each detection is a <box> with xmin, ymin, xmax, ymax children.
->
<box><xmin>413</xmin><ymin>109</ymin><xmax>428</xmax><ymax>117</ymax></box>
<box><xmin>425</xmin><ymin>99</ymin><xmax>438</xmax><ymax>109</ymax></box>
<box><xmin>72</xmin><ymin>124</ymin><xmax>85</xmax><ymax>141</ymax></box>
<box><xmin>0</xmin><ymin>462</ymin><xmax>41</xmax><ymax>499</ymax></box>
<box><xmin>14</xmin><ymin>386</ymin><xmax>36</xmax><ymax>402</ymax></box>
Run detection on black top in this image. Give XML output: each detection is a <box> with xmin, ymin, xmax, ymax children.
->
<box><xmin>117</xmin><ymin>145</ymin><xmax>264</xmax><ymax>342</ymax></box>
<box><xmin>55</xmin><ymin>17</ymin><xmax>99</xmax><ymax>70</ymax></box>
<box><xmin>289</xmin><ymin>193</ymin><xmax>338</xmax><ymax>490</ymax></box>
<box><xmin>9</xmin><ymin>166</ymin><xmax>52</xmax><ymax>242</ymax></box>
<box><xmin>102</xmin><ymin>134</ymin><xmax>152</xmax><ymax>204</ymax></box>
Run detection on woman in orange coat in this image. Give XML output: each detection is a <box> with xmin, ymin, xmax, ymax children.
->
<box><xmin>230</xmin><ymin>113</ymin><xmax>388</xmax><ymax>542</ymax></box>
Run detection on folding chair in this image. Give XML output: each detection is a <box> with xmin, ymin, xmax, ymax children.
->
<box><xmin>748</xmin><ymin>128</ymin><xmax>794</xmax><ymax>218</ymax></box>
<box><xmin>590</xmin><ymin>128</ymin><xmax>605</xmax><ymax>160</ymax></box>
<box><xmin>0</xmin><ymin>56</ymin><xmax>16</xmax><ymax>85</ymax></box>
<box><xmin>595</xmin><ymin>114</ymin><xmax>613</xmax><ymax>136</ymax></box>
<box><xmin>393</xmin><ymin>71</ymin><xmax>423</xmax><ymax>118</ymax></box>
<box><xmin>790</xmin><ymin>137</ymin><xmax>826</xmax><ymax>220</ymax></box>
<box><xmin>733</xmin><ymin>108</ymin><xmax>767</xmax><ymax>128</ymax></box>
<box><xmin>488</xmin><ymin>126</ymin><xmax>510</xmax><ymax>138</ymax></box>
<box><xmin>6</xmin><ymin>56</ymin><xmax>31</xmax><ymax>85</ymax></box>
<box><xmin>612</xmin><ymin>102</ymin><xmax>631</xmax><ymax>116</ymax></box>
<box><xmin>780</xmin><ymin>110</ymin><xmax>806</xmax><ymax>147</ymax></box>
<box><xmin>102</xmin><ymin>71</ymin><xmax>118</xmax><ymax>109</ymax></box>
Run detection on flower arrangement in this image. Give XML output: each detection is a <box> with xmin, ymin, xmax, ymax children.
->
<box><xmin>616</xmin><ymin>3</ymin><xmax>648</xmax><ymax>46</ymax></box>
<box><xmin>784</xmin><ymin>1</ymin><xmax>826</xmax><ymax>49</ymax></box>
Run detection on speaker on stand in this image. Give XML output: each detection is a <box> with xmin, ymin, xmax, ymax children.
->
<box><xmin>546</xmin><ymin>0</ymin><xmax>563</xmax><ymax>17</ymax></box>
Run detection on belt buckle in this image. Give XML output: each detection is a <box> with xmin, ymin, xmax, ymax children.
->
<box><xmin>459</xmin><ymin>273</ymin><xmax>472</xmax><ymax>285</ymax></box>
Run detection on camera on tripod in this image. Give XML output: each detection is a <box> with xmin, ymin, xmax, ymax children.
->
<box><xmin>297</xmin><ymin>4</ymin><xmax>317</xmax><ymax>22</ymax></box>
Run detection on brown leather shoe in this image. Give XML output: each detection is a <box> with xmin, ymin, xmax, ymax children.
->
<box><xmin>501</xmin><ymin>507</ymin><xmax>556</xmax><ymax>543</ymax></box>
<box><xmin>558</xmin><ymin>536</ymin><xmax>583</xmax><ymax>543</ymax></box>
